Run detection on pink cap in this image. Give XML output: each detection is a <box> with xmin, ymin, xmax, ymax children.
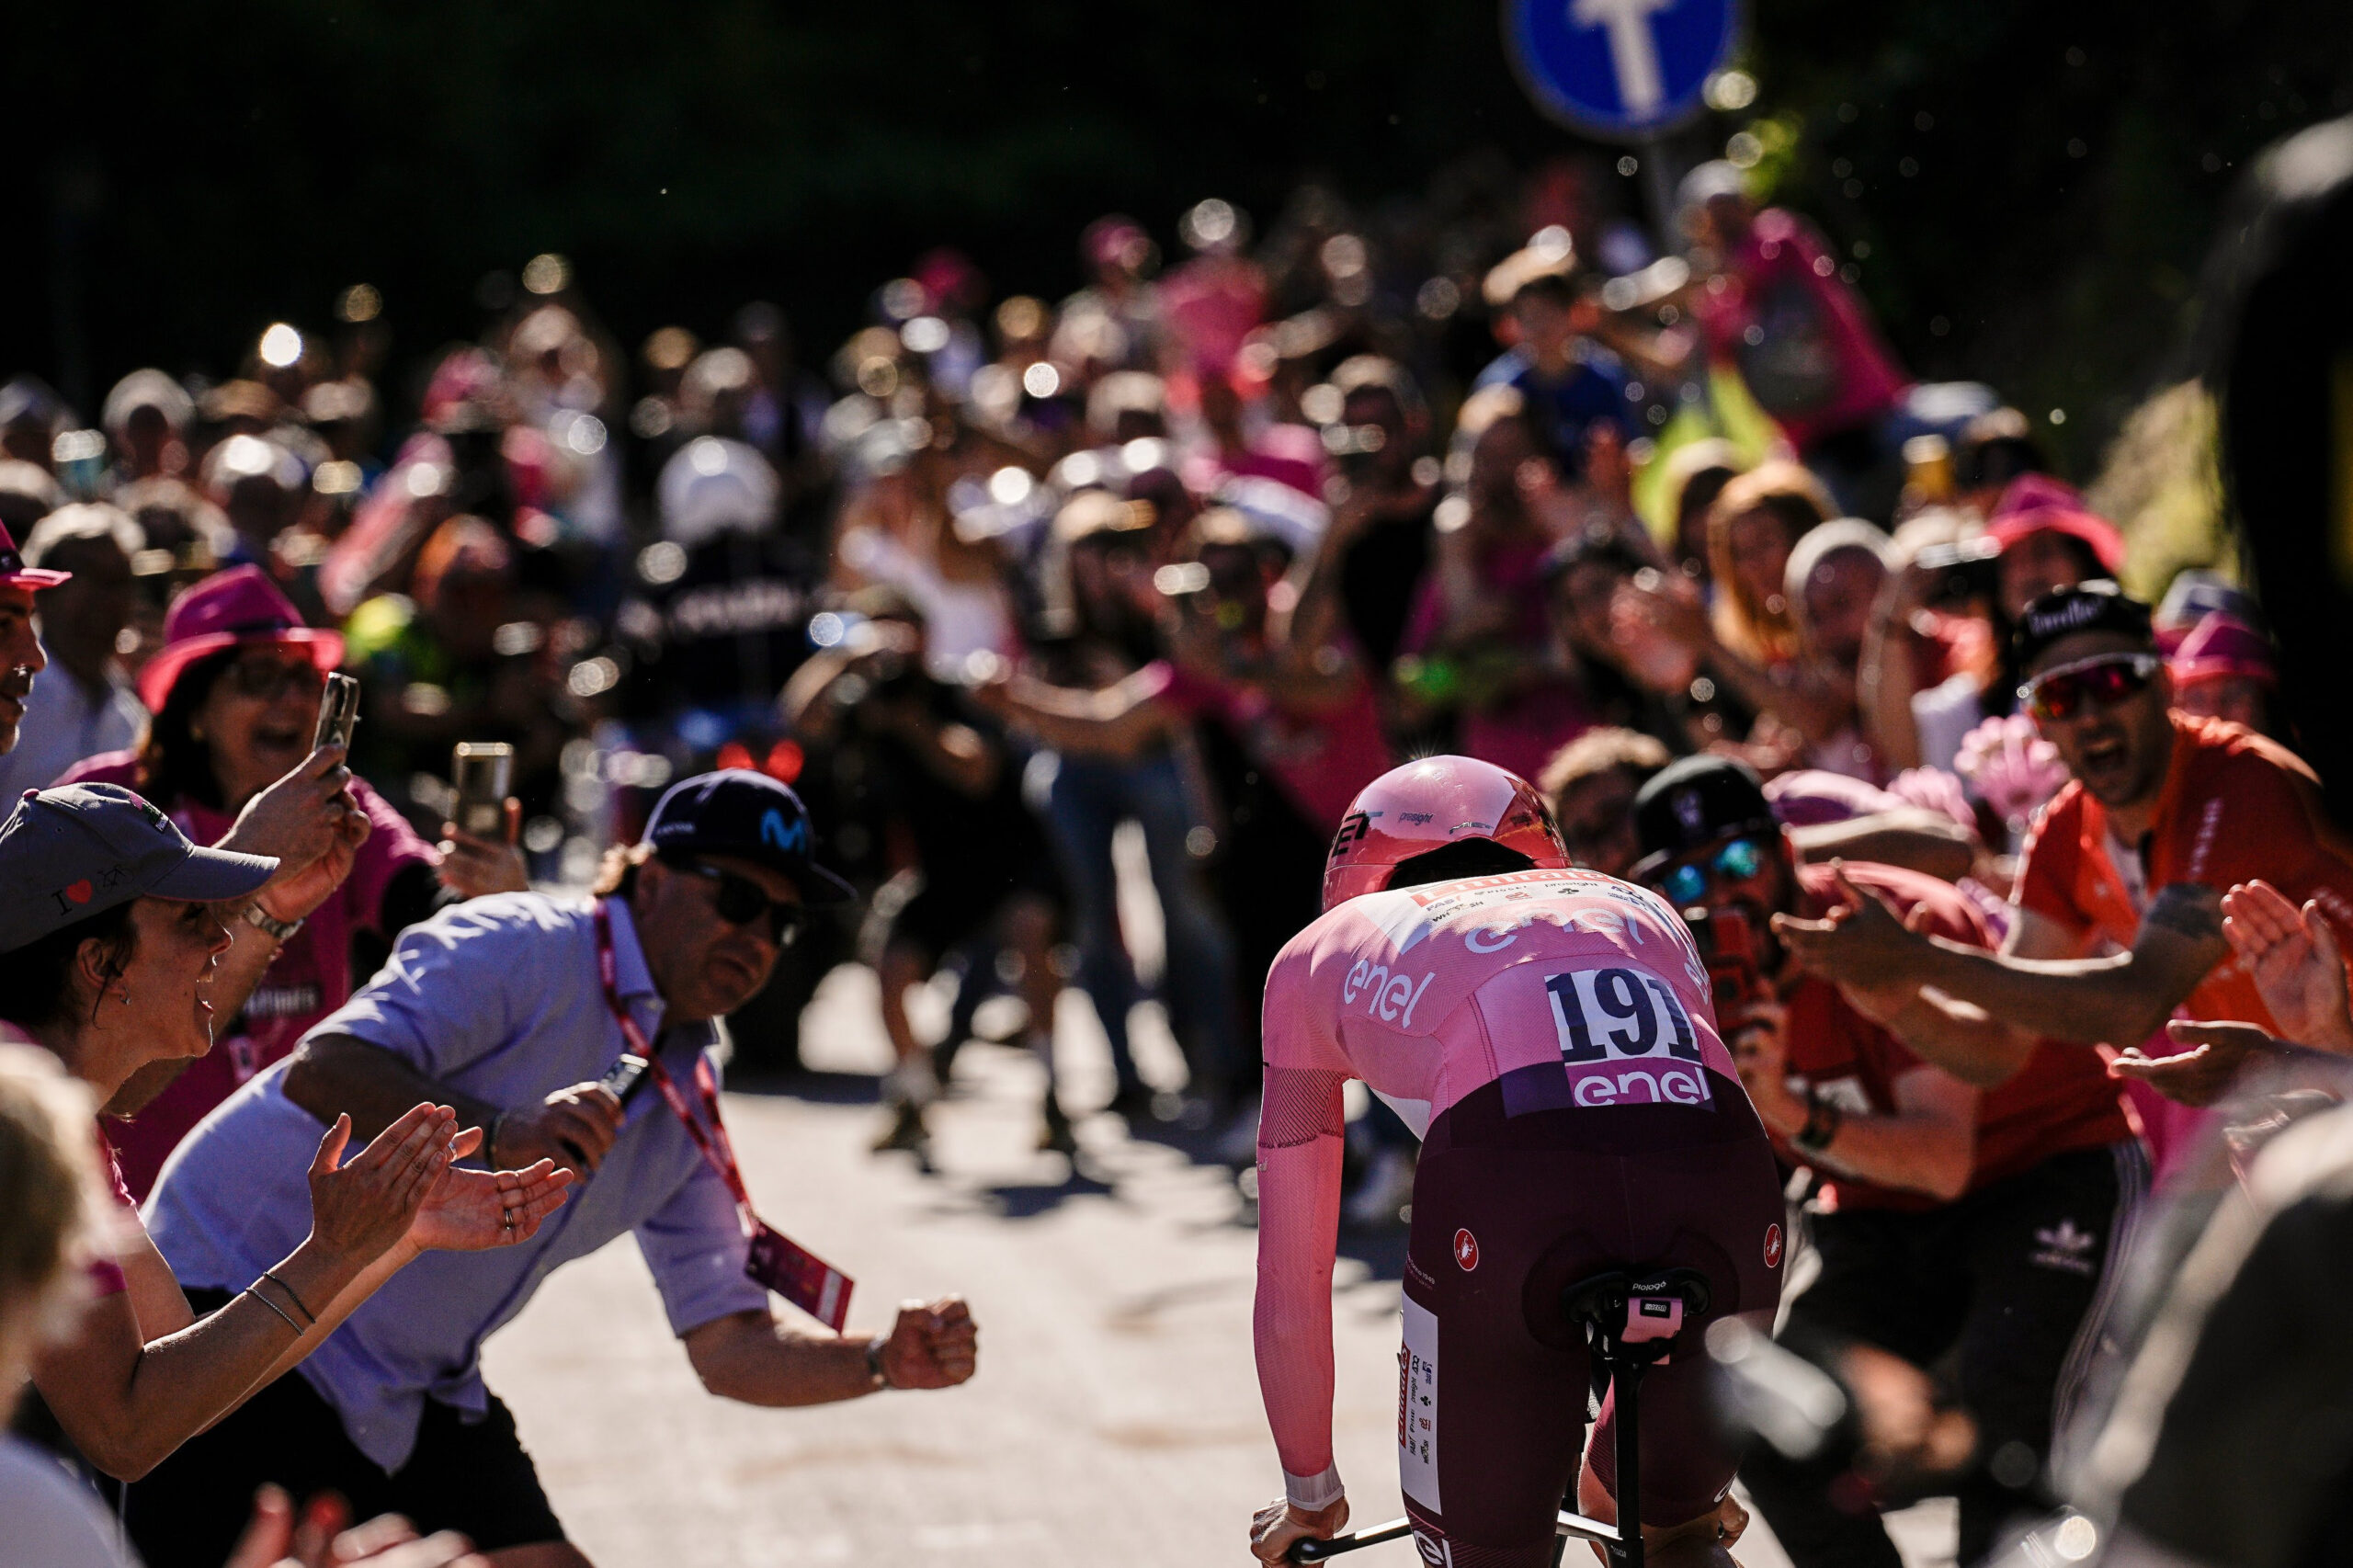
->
<box><xmin>137</xmin><ymin>564</ymin><xmax>345</xmax><ymax>711</ymax></box>
<box><xmin>1984</xmin><ymin>474</ymin><xmax>2126</xmax><ymax>574</ymax></box>
<box><xmin>0</xmin><ymin>518</ymin><xmax>71</xmax><ymax>591</ymax></box>
<box><xmin>2168</xmin><ymin>612</ymin><xmax>2276</xmax><ymax>688</ymax></box>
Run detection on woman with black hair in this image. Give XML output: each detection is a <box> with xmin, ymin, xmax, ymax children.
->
<box><xmin>0</xmin><ymin>783</ymin><xmax>569</xmax><ymax>1488</ymax></box>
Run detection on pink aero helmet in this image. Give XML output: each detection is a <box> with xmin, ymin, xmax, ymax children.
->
<box><xmin>1322</xmin><ymin>756</ymin><xmax>1569</xmax><ymax>913</ymax></box>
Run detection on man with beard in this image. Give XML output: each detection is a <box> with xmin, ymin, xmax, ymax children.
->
<box><xmin>132</xmin><ymin>771</ymin><xmax>980</xmax><ymax>1567</ymax></box>
<box><xmin>1628</xmin><ymin>756</ymin><xmax>2140</xmax><ymax>1566</ymax></box>
<box><xmin>1779</xmin><ymin>585</ymin><xmax>2353</xmax><ymax>1114</ymax></box>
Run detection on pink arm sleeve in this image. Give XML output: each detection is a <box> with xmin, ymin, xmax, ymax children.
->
<box><xmin>1253</xmin><ymin>947</ymin><xmax>1354</xmax><ymax>1506</ymax></box>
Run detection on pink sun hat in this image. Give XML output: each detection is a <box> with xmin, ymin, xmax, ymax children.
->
<box><xmin>136</xmin><ymin>564</ymin><xmax>345</xmax><ymax>711</ymax></box>
<box><xmin>2167</xmin><ymin>612</ymin><xmax>2276</xmax><ymax>689</ymax></box>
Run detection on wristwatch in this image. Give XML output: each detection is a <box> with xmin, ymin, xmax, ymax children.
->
<box><xmin>243</xmin><ymin>903</ymin><xmax>304</xmax><ymax>942</ymax></box>
<box><xmin>1792</xmin><ymin>1090</ymin><xmax>1844</xmax><ymax>1153</ymax></box>
<box><xmin>864</xmin><ymin>1336</ymin><xmax>892</xmax><ymax>1391</ymax></box>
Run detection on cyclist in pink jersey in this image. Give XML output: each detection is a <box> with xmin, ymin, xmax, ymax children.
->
<box><xmin>1250</xmin><ymin>757</ymin><xmax>1784</xmax><ymax>1568</ymax></box>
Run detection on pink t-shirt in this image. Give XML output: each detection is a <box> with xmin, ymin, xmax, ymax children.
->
<box><xmin>55</xmin><ymin>756</ymin><xmax>437</xmax><ymax>1197</ymax></box>
<box><xmin>1145</xmin><ymin>655</ymin><xmax>1395</xmax><ymax>835</ymax></box>
<box><xmin>1252</xmin><ymin>869</ymin><xmax>1740</xmax><ymax>1486</ymax></box>
<box><xmin>0</xmin><ymin>1020</ymin><xmax>140</xmax><ymax>1296</ymax></box>
<box><xmin>1698</xmin><ymin>208</ymin><xmax>1909</xmax><ymax>450</ymax></box>
<box><xmin>89</xmin><ymin>1124</ymin><xmax>142</xmax><ymax>1297</ymax></box>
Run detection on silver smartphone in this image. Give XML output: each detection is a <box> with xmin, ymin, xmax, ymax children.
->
<box><xmin>451</xmin><ymin>742</ymin><xmax>515</xmax><ymax>837</ymax></box>
<box><xmin>313</xmin><ymin>672</ymin><xmax>361</xmax><ymax>751</ymax></box>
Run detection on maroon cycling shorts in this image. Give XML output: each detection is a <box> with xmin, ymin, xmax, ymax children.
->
<box><xmin>1397</xmin><ymin>1069</ymin><xmax>1784</xmax><ymax>1568</ymax></box>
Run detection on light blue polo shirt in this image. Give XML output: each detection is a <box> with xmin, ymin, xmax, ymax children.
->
<box><xmin>145</xmin><ymin>892</ymin><xmax>770</xmax><ymax>1472</ymax></box>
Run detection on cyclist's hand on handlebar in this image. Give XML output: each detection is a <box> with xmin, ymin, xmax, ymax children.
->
<box><xmin>1252</xmin><ymin>1495</ymin><xmax>1348</xmax><ymax>1564</ymax></box>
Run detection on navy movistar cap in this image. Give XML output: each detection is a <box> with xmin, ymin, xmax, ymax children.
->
<box><xmin>642</xmin><ymin>768</ymin><xmax>855</xmax><ymax>904</ymax></box>
<box><xmin>0</xmin><ymin>784</ymin><xmax>278</xmax><ymax>952</ymax></box>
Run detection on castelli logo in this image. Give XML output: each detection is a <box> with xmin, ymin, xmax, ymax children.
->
<box><xmin>1764</xmin><ymin>1223</ymin><xmax>1784</xmax><ymax>1269</ymax></box>
<box><xmin>1452</xmin><ymin>1229</ymin><xmax>1479</xmax><ymax>1271</ymax></box>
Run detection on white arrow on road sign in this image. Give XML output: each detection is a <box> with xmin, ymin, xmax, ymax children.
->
<box><xmin>1504</xmin><ymin>0</ymin><xmax>1739</xmax><ymax>141</ymax></box>
<box><xmin>1569</xmin><ymin>0</ymin><xmax>1674</xmax><ymax>117</ymax></box>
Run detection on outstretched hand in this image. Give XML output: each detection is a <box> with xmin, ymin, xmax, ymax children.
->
<box><xmin>437</xmin><ymin>798</ymin><xmax>530</xmax><ymax>901</ymax></box>
<box><xmin>305</xmin><ymin>1105</ymin><xmax>460</xmax><ymax>1267</ymax></box>
<box><xmin>1773</xmin><ymin>864</ymin><xmax>1929</xmax><ymax>990</ymax></box>
<box><xmin>2110</xmin><ymin>1019</ymin><xmax>2287</xmax><ymax>1108</ymax></box>
<box><xmin>405</xmin><ymin>1126</ymin><xmax>574</xmax><ymax>1253</ymax></box>
<box><xmin>2222</xmin><ymin>881</ymin><xmax>2353</xmax><ymax>1052</ymax></box>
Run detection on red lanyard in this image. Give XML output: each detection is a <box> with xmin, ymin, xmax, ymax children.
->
<box><xmin>589</xmin><ymin>901</ymin><xmax>856</xmax><ymax>1331</ymax></box>
<box><xmin>594</xmin><ymin>902</ymin><xmax>753</xmax><ymax>1221</ymax></box>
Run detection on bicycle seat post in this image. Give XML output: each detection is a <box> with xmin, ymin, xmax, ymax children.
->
<box><xmin>1612</xmin><ymin>1351</ymin><xmax>1645</xmax><ymax>1568</ymax></box>
<box><xmin>1561</xmin><ymin>1269</ymin><xmax>1711</xmax><ymax>1568</ymax></box>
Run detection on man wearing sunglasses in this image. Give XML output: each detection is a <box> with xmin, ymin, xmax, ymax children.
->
<box><xmin>134</xmin><ymin>769</ymin><xmax>980</xmax><ymax>1567</ymax></box>
<box><xmin>1778</xmin><ymin>585</ymin><xmax>2353</xmax><ymax>1131</ymax></box>
<box><xmin>1629</xmin><ymin>756</ymin><xmax>2139</xmax><ymax>1568</ymax></box>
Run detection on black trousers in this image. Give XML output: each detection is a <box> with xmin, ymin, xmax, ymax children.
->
<box><xmin>126</xmin><ymin>1293</ymin><xmax>566</xmax><ymax>1567</ymax></box>
<box><xmin>1740</xmin><ymin>1142</ymin><xmax>2143</xmax><ymax>1568</ymax></box>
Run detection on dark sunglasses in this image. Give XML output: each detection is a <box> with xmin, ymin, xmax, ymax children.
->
<box><xmin>1644</xmin><ymin>835</ymin><xmax>1770</xmax><ymax>907</ymax></box>
<box><xmin>2020</xmin><ymin>653</ymin><xmax>2161</xmax><ymax>723</ymax></box>
<box><xmin>224</xmin><ymin>656</ymin><xmax>326</xmax><ymax>702</ymax></box>
<box><xmin>664</xmin><ymin>856</ymin><xmax>804</xmax><ymax>946</ymax></box>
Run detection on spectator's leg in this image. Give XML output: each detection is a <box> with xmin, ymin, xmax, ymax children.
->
<box><xmin>872</xmin><ymin>937</ymin><xmax>937</xmax><ymax>1153</ymax></box>
<box><xmin>1039</xmin><ymin>753</ymin><xmax>1147</xmax><ymax>1096</ymax></box>
<box><xmin>937</xmin><ymin>943</ymin><xmax>991</xmax><ymax>1079</ymax></box>
<box><xmin>1125</xmin><ymin>750</ymin><xmax>1242</xmax><ymax>1105</ymax></box>
<box><xmin>1948</xmin><ymin>1143</ymin><xmax>2140</xmax><ymax>1564</ymax></box>
<box><xmin>1737</xmin><ymin>1210</ymin><xmax>1953</xmax><ymax>1568</ymax></box>
<box><xmin>1000</xmin><ymin>888</ymin><xmax>1074</xmax><ymax>1152</ymax></box>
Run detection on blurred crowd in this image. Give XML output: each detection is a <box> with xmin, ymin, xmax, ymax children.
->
<box><xmin>0</xmin><ymin>157</ymin><xmax>2284</xmax><ymax>1160</ymax></box>
<box><xmin>0</xmin><ymin>142</ymin><xmax>2338</xmax><ymax>1568</ymax></box>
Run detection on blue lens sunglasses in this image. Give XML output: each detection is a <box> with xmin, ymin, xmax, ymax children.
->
<box><xmin>1646</xmin><ymin>836</ymin><xmax>1770</xmax><ymax>907</ymax></box>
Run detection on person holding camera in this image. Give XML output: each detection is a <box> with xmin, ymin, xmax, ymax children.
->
<box><xmin>981</xmin><ymin>508</ymin><xmax>1395</xmax><ymax>1141</ymax></box>
<box><xmin>780</xmin><ymin>592</ymin><xmax>1067</xmax><ymax>1155</ymax></box>
<box><xmin>1627</xmin><ymin>756</ymin><xmax>2141</xmax><ymax>1568</ymax></box>
<box><xmin>60</xmin><ymin>564</ymin><xmax>525</xmax><ymax>1199</ymax></box>
<box><xmin>1859</xmin><ymin>477</ymin><xmax>2121</xmax><ymax>777</ymax></box>
<box><xmin>131</xmin><ymin>769</ymin><xmax>978</xmax><ymax>1567</ymax></box>
<box><xmin>1286</xmin><ymin>358</ymin><xmax>1437</xmax><ymax>702</ymax></box>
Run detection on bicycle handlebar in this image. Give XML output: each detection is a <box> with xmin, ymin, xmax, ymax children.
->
<box><xmin>1285</xmin><ymin>1511</ymin><xmax>1622</xmax><ymax>1562</ymax></box>
<box><xmin>1288</xmin><ymin>1519</ymin><xmax>1412</xmax><ymax>1562</ymax></box>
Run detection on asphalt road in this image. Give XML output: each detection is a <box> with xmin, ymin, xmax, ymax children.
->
<box><xmin>478</xmin><ymin>963</ymin><xmax>1953</xmax><ymax>1568</ymax></box>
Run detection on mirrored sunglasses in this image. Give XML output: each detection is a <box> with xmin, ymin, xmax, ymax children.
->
<box><xmin>2020</xmin><ymin>653</ymin><xmax>2160</xmax><ymax>723</ymax></box>
<box><xmin>1645</xmin><ymin>835</ymin><xmax>1770</xmax><ymax>908</ymax></box>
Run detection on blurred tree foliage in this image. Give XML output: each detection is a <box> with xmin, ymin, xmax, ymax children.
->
<box><xmin>3</xmin><ymin>0</ymin><xmax>2347</xmax><ymax>469</ymax></box>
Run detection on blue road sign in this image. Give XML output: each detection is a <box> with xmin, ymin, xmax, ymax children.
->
<box><xmin>1504</xmin><ymin>0</ymin><xmax>1741</xmax><ymax>141</ymax></box>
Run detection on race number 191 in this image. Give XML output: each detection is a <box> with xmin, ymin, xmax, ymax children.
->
<box><xmin>1544</xmin><ymin>967</ymin><xmax>1699</xmax><ymax>1064</ymax></box>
